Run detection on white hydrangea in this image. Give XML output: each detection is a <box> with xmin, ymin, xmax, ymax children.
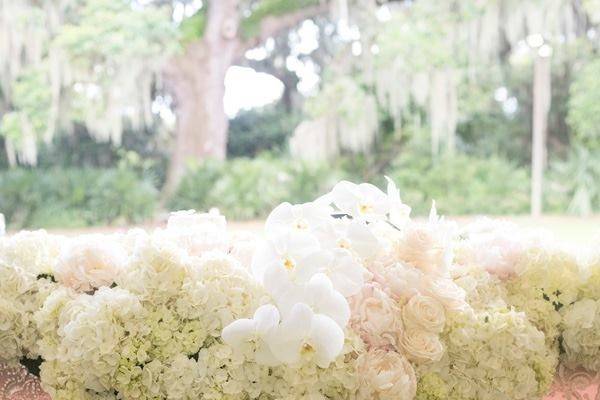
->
<box><xmin>505</xmin><ymin>246</ymin><xmax>585</xmax><ymax>344</ymax></box>
<box><xmin>0</xmin><ymin>235</ymin><xmax>57</xmax><ymax>363</ymax></box>
<box><xmin>562</xmin><ymin>299</ymin><xmax>600</xmax><ymax>372</ymax></box>
<box><xmin>2</xmin><ymin>178</ymin><xmax>596</xmax><ymax>400</ymax></box>
<box><xmin>416</xmin><ymin>309</ymin><xmax>558</xmax><ymax>400</ymax></box>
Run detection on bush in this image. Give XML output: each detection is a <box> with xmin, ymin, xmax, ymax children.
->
<box><xmin>546</xmin><ymin>146</ymin><xmax>600</xmax><ymax>216</ymax></box>
<box><xmin>169</xmin><ymin>156</ymin><xmax>343</xmax><ymax>219</ymax></box>
<box><xmin>385</xmin><ymin>152</ymin><xmax>531</xmax><ymax>215</ymax></box>
<box><xmin>227</xmin><ymin>105</ymin><xmax>300</xmax><ymax>157</ymax></box>
<box><xmin>0</xmin><ymin>167</ymin><xmax>158</xmax><ymax>229</ymax></box>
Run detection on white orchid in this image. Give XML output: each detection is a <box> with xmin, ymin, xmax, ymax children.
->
<box><xmin>385</xmin><ymin>176</ymin><xmax>411</xmax><ymax>228</ymax></box>
<box><xmin>265</xmin><ymin>271</ymin><xmax>350</xmax><ymax>328</ymax></box>
<box><xmin>251</xmin><ymin>231</ymin><xmax>328</xmax><ymax>283</ymax></box>
<box><xmin>221</xmin><ymin>304</ymin><xmax>281</xmax><ymax>365</ymax></box>
<box><xmin>320</xmin><ymin>248</ymin><xmax>365</xmax><ymax>297</ymax></box>
<box><xmin>329</xmin><ymin>180</ymin><xmax>390</xmax><ymax>221</ymax></box>
<box><xmin>265</xmin><ymin>202</ymin><xmax>332</xmax><ymax>237</ymax></box>
<box><xmin>266</xmin><ymin>303</ymin><xmax>344</xmax><ymax>368</ymax></box>
<box><xmin>316</xmin><ymin>218</ymin><xmax>381</xmax><ymax>260</ymax></box>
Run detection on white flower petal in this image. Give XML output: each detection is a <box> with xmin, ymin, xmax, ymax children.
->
<box><xmin>221</xmin><ymin>318</ymin><xmax>255</xmax><ymax>348</ymax></box>
<box><xmin>253</xmin><ymin>304</ymin><xmax>280</xmax><ymax>335</ymax></box>
<box><xmin>265</xmin><ymin>202</ymin><xmax>295</xmax><ymax>235</ymax></box>
<box><xmin>306</xmin><ymin>273</ymin><xmax>350</xmax><ymax>328</ymax></box>
<box><xmin>310</xmin><ymin>314</ymin><xmax>345</xmax><ymax>368</ymax></box>
<box><xmin>347</xmin><ymin>220</ymin><xmax>381</xmax><ymax>259</ymax></box>
<box><xmin>326</xmin><ymin>248</ymin><xmax>365</xmax><ymax>297</ymax></box>
<box><xmin>251</xmin><ymin>241</ymin><xmax>278</xmax><ymax>282</ymax></box>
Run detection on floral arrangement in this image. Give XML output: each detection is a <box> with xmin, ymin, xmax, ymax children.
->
<box><xmin>0</xmin><ymin>180</ymin><xmax>598</xmax><ymax>400</ymax></box>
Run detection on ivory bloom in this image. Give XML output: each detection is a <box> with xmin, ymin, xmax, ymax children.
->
<box><xmin>54</xmin><ymin>236</ymin><xmax>126</xmax><ymax>292</ymax></box>
<box><xmin>358</xmin><ymin>348</ymin><xmax>417</xmax><ymax>400</ymax></box>
<box><xmin>402</xmin><ymin>294</ymin><xmax>445</xmax><ymax>333</ymax></box>
<box><xmin>400</xmin><ymin>328</ymin><xmax>444</xmax><ymax>363</ymax></box>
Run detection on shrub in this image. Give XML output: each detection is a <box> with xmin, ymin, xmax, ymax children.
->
<box><xmin>0</xmin><ymin>167</ymin><xmax>157</xmax><ymax>229</ymax></box>
<box><xmin>170</xmin><ymin>156</ymin><xmax>343</xmax><ymax>219</ymax></box>
<box><xmin>546</xmin><ymin>146</ymin><xmax>600</xmax><ymax>216</ymax></box>
<box><xmin>385</xmin><ymin>152</ymin><xmax>531</xmax><ymax>215</ymax></box>
<box><xmin>227</xmin><ymin>105</ymin><xmax>300</xmax><ymax>157</ymax></box>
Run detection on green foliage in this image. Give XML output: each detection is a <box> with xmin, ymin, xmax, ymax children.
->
<box><xmin>385</xmin><ymin>149</ymin><xmax>531</xmax><ymax>215</ymax></box>
<box><xmin>179</xmin><ymin>9</ymin><xmax>207</xmax><ymax>43</ymax></box>
<box><xmin>227</xmin><ymin>105</ymin><xmax>300</xmax><ymax>157</ymax></box>
<box><xmin>546</xmin><ymin>146</ymin><xmax>600</xmax><ymax>216</ymax></box>
<box><xmin>169</xmin><ymin>156</ymin><xmax>341</xmax><ymax>219</ymax></box>
<box><xmin>241</xmin><ymin>0</ymin><xmax>320</xmax><ymax>39</ymax></box>
<box><xmin>56</xmin><ymin>0</ymin><xmax>177</xmax><ymax>62</ymax></box>
<box><xmin>170</xmin><ymin>151</ymin><xmax>537</xmax><ymax>219</ymax></box>
<box><xmin>567</xmin><ymin>59</ymin><xmax>600</xmax><ymax>147</ymax></box>
<box><xmin>305</xmin><ymin>77</ymin><xmax>372</xmax><ymax>122</ymax></box>
<box><xmin>168</xmin><ymin>159</ymin><xmax>223</xmax><ymax>211</ymax></box>
<box><xmin>376</xmin><ymin>1</ymin><xmax>480</xmax><ymax>71</ymax></box>
<box><xmin>0</xmin><ymin>67</ymin><xmax>51</xmax><ymax>142</ymax></box>
<box><xmin>0</xmin><ymin>167</ymin><xmax>157</xmax><ymax>229</ymax></box>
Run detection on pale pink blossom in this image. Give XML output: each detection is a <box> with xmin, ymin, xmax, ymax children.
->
<box><xmin>349</xmin><ymin>283</ymin><xmax>403</xmax><ymax>349</ymax></box>
<box><xmin>357</xmin><ymin>348</ymin><xmax>417</xmax><ymax>400</ymax></box>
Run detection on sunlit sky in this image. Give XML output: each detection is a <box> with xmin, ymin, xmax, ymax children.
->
<box><xmin>225</xmin><ymin>19</ymin><xmax>323</xmax><ymax>117</ymax></box>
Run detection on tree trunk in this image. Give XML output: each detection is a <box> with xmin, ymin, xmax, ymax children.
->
<box><xmin>161</xmin><ymin>0</ymin><xmax>329</xmax><ymax>198</ymax></box>
<box><xmin>163</xmin><ymin>0</ymin><xmax>240</xmax><ymax>197</ymax></box>
<box><xmin>531</xmin><ymin>51</ymin><xmax>551</xmax><ymax>217</ymax></box>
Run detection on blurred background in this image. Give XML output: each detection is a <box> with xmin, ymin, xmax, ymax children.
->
<box><xmin>0</xmin><ymin>0</ymin><xmax>599</xmax><ymax>237</ymax></box>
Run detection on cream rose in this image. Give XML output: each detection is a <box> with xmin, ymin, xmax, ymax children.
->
<box><xmin>371</xmin><ymin>260</ymin><xmax>422</xmax><ymax>301</ymax></box>
<box><xmin>350</xmin><ymin>284</ymin><xmax>403</xmax><ymax>349</ymax></box>
<box><xmin>393</xmin><ymin>221</ymin><xmax>454</xmax><ymax>277</ymax></box>
<box><xmin>421</xmin><ymin>276</ymin><xmax>468</xmax><ymax>311</ymax></box>
<box><xmin>54</xmin><ymin>236</ymin><xmax>126</xmax><ymax>292</ymax></box>
<box><xmin>402</xmin><ymin>294</ymin><xmax>445</xmax><ymax>333</ymax></box>
<box><xmin>400</xmin><ymin>328</ymin><xmax>444</xmax><ymax>363</ymax></box>
<box><xmin>357</xmin><ymin>348</ymin><xmax>417</xmax><ymax>400</ymax></box>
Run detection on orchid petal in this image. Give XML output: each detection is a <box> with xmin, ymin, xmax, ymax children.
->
<box><xmin>253</xmin><ymin>304</ymin><xmax>280</xmax><ymax>335</ymax></box>
<box><xmin>310</xmin><ymin>314</ymin><xmax>345</xmax><ymax>368</ymax></box>
<box><xmin>221</xmin><ymin>318</ymin><xmax>255</xmax><ymax>348</ymax></box>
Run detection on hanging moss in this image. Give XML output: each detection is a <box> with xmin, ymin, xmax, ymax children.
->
<box><xmin>0</xmin><ymin>0</ymin><xmax>177</xmax><ymax>165</ymax></box>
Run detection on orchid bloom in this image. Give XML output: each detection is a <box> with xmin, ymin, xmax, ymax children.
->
<box><xmin>385</xmin><ymin>176</ymin><xmax>411</xmax><ymax>228</ymax></box>
<box><xmin>251</xmin><ymin>231</ymin><xmax>327</xmax><ymax>284</ymax></box>
<box><xmin>265</xmin><ymin>202</ymin><xmax>332</xmax><ymax>236</ymax></box>
<box><xmin>266</xmin><ymin>303</ymin><xmax>345</xmax><ymax>368</ymax></box>
<box><xmin>265</xmin><ymin>271</ymin><xmax>350</xmax><ymax>328</ymax></box>
<box><xmin>221</xmin><ymin>304</ymin><xmax>281</xmax><ymax>365</ymax></box>
<box><xmin>329</xmin><ymin>181</ymin><xmax>390</xmax><ymax>221</ymax></box>
<box><xmin>320</xmin><ymin>248</ymin><xmax>365</xmax><ymax>297</ymax></box>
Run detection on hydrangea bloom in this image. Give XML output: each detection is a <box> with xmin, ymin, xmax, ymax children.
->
<box><xmin>0</xmin><ymin>181</ymin><xmax>596</xmax><ymax>400</ymax></box>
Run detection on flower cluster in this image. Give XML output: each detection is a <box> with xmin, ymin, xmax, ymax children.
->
<box><xmin>560</xmin><ymin>249</ymin><xmax>600</xmax><ymax>373</ymax></box>
<box><xmin>0</xmin><ymin>179</ymin><xmax>598</xmax><ymax>400</ymax></box>
<box><xmin>0</xmin><ymin>230</ymin><xmax>61</xmax><ymax>365</ymax></box>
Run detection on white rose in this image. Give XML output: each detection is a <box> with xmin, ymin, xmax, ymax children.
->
<box><xmin>421</xmin><ymin>276</ymin><xmax>468</xmax><ymax>311</ymax></box>
<box><xmin>402</xmin><ymin>294</ymin><xmax>445</xmax><ymax>333</ymax></box>
<box><xmin>358</xmin><ymin>348</ymin><xmax>417</xmax><ymax>400</ymax></box>
<box><xmin>400</xmin><ymin>328</ymin><xmax>444</xmax><ymax>364</ymax></box>
<box><xmin>393</xmin><ymin>220</ymin><xmax>454</xmax><ymax>277</ymax></box>
<box><xmin>54</xmin><ymin>236</ymin><xmax>126</xmax><ymax>292</ymax></box>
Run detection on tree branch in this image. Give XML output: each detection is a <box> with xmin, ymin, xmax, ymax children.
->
<box><xmin>238</xmin><ymin>2</ymin><xmax>330</xmax><ymax>55</ymax></box>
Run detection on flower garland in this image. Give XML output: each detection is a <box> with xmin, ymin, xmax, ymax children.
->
<box><xmin>0</xmin><ymin>180</ymin><xmax>598</xmax><ymax>400</ymax></box>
